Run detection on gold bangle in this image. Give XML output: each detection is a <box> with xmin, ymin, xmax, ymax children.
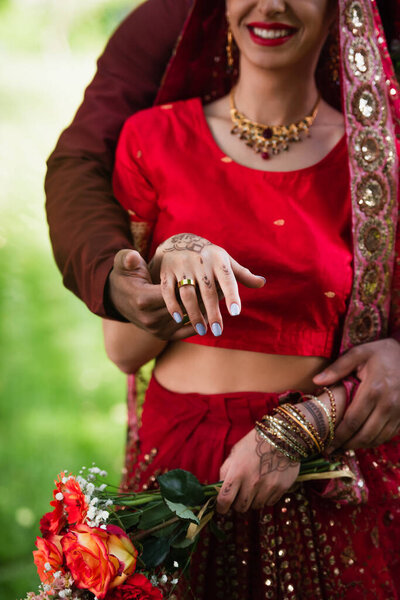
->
<box><xmin>277</xmin><ymin>405</ymin><xmax>323</xmax><ymax>454</ymax></box>
<box><xmin>273</xmin><ymin>408</ymin><xmax>315</xmax><ymax>452</ymax></box>
<box><xmin>261</xmin><ymin>416</ymin><xmax>308</xmax><ymax>458</ymax></box>
<box><xmin>312</xmin><ymin>397</ymin><xmax>334</xmax><ymax>444</ymax></box>
<box><xmin>322</xmin><ymin>387</ymin><xmax>337</xmax><ymax>433</ymax></box>
<box><xmin>257</xmin><ymin>420</ymin><xmax>306</xmax><ymax>458</ymax></box>
<box><xmin>255</xmin><ymin>426</ymin><xmax>301</xmax><ymax>462</ymax></box>
<box><xmin>177</xmin><ymin>278</ymin><xmax>196</xmax><ymax>288</ymax></box>
<box><xmin>284</xmin><ymin>404</ymin><xmax>325</xmax><ymax>451</ymax></box>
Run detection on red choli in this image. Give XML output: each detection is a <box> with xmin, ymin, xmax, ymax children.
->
<box><xmin>113</xmin><ymin>98</ymin><xmax>353</xmax><ymax>358</ymax></box>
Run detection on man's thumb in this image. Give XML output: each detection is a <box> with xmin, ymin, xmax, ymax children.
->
<box><xmin>313</xmin><ymin>348</ymin><xmax>361</xmax><ymax>385</ymax></box>
<box><xmin>114</xmin><ymin>250</ymin><xmax>150</xmax><ymax>277</ymax></box>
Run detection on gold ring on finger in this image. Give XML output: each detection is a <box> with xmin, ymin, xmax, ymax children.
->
<box><xmin>178</xmin><ymin>278</ymin><xmax>196</xmax><ymax>288</ymax></box>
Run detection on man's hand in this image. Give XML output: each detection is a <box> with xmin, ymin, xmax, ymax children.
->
<box><xmin>108</xmin><ymin>249</ymin><xmax>195</xmax><ymax>341</ymax></box>
<box><xmin>313</xmin><ymin>338</ymin><xmax>400</xmax><ymax>450</ymax></box>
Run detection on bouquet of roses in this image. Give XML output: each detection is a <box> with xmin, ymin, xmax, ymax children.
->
<box><xmin>23</xmin><ymin>456</ymin><xmax>356</xmax><ymax>600</ymax></box>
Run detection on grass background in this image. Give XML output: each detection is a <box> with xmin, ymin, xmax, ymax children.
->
<box><xmin>0</xmin><ymin>1</ymin><xmax>141</xmax><ymax>597</ymax></box>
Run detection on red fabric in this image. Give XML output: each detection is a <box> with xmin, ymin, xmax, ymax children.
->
<box><xmin>122</xmin><ymin>376</ymin><xmax>400</xmax><ymax>600</ymax></box>
<box><xmin>113</xmin><ymin>98</ymin><xmax>353</xmax><ymax>358</ymax></box>
<box><xmin>44</xmin><ymin>0</ymin><xmax>192</xmax><ymax>317</ymax></box>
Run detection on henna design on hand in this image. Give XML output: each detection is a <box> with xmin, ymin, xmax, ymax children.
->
<box><xmin>163</xmin><ymin>233</ymin><xmax>212</xmax><ymax>254</ymax></box>
<box><xmin>222</xmin><ymin>482</ymin><xmax>233</xmax><ymax>496</ymax></box>
<box><xmin>255</xmin><ymin>432</ymin><xmax>298</xmax><ymax>477</ymax></box>
<box><xmin>301</xmin><ymin>401</ymin><xmax>328</xmax><ymax>440</ymax></box>
<box><xmin>202</xmin><ymin>274</ymin><xmax>212</xmax><ymax>289</ymax></box>
<box><xmin>221</xmin><ymin>264</ymin><xmax>230</xmax><ymax>275</ymax></box>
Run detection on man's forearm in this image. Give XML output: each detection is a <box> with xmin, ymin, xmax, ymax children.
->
<box><xmin>45</xmin><ymin>0</ymin><xmax>191</xmax><ymax>318</ymax></box>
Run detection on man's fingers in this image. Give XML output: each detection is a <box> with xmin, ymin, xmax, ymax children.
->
<box><xmin>328</xmin><ymin>385</ymin><xmax>374</xmax><ymax>451</ymax></box>
<box><xmin>342</xmin><ymin>413</ymin><xmax>388</xmax><ymax>450</ymax></box>
<box><xmin>369</xmin><ymin>422</ymin><xmax>400</xmax><ymax>447</ymax></box>
<box><xmin>313</xmin><ymin>346</ymin><xmax>369</xmax><ymax>386</ymax></box>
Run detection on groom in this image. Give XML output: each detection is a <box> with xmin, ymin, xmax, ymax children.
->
<box><xmin>45</xmin><ymin>0</ymin><xmax>400</xmax><ymax>449</ymax></box>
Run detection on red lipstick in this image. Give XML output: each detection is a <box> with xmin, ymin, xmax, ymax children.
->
<box><xmin>247</xmin><ymin>22</ymin><xmax>297</xmax><ymax>47</ymax></box>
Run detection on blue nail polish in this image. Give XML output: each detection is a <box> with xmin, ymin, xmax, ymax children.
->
<box><xmin>173</xmin><ymin>312</ymin><xmax>182</xmax><ymax>323</ymax></box>
<box><xmin>195</xmin><ymin>323</ymin><xmax>207</xmax><ymax>336</ymax></box>
<box><xmin>211</xmin><ymin>322</ymin><xmax>222</xmax><ymax>337</ymax></box>
<box><xmin>230</xmin><ymin>303</ymin><xmax>240</xmax><ymax>316</ymax></box>
<box><xmin>259</xmin><ymin>276</ymin><xmax>266</xmax><ymax>284</ymax></box>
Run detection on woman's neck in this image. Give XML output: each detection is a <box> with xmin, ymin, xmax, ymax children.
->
<box><xmin>234</xmin><ymin>60</ymin><xmax>319</xmax><ymax>126</ymax></box>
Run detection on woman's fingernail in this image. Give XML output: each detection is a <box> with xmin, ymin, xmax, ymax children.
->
<box><xmin>195</xmin><ymin>323</ymin><xmax>207</xmax><ymax>336</ymax></box>
<box><xmin>211</xmin><ymin>322</ymin><xmax>222</xmax><ymax>337</ymax></box>
<box><xmin>259</xmin><ymin>276</ymin><xmax>266</xmax><ymax>284</ymax></box>
<box><xmin>230</xmin><ymin>303</ymin><xmax>240</xmax><ymax>316</ymax></box>
<box><xmin>173</xmin><ymin>312</ymin><xmax>182</xmax><ymax>323</ymax></box>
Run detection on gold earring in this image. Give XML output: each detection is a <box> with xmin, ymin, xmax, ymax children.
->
<box><xmin>226</xmin><ymin>26</ymin><xmax>234</xmax><ymax>69</ymax></box>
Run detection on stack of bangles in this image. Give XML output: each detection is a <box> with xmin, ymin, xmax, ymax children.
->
<box><xmin>255</xmin><ymin>387</ymin><xmax>337</xmax><ymax>462</ymax></box>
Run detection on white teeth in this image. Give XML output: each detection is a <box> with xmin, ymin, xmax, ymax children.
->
<box><xmin>252</xmin><ymin>27</ymin><xmax>292</xmax><ymax>39</ymax></box>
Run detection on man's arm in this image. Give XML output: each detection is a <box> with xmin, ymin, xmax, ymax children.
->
<box><xmin>45</xmin><ymin>0</ymin><xmax>191</xmax><ymax>318</ymax></box>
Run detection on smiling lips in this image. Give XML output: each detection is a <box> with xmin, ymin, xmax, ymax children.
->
<box><xmin>247</xmin><ymin>22</ymin><xmax>297</xmax><ymax>46</ymax></box>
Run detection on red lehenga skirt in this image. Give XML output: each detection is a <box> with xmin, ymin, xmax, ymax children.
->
<box><xmin>121</xmin><ymin>376</ymin><xmax>400</xmax><ymax>600</ymax></box>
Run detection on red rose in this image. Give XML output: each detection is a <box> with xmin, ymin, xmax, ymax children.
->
<box><xmin>53</xmin><ymin>472</ymin><xmax>88</xmax><ymax>526</ymax></box>
<box><xmin>33</xmin><ymin>534</ymin><xmax>65</xmax><ymax>585</ymax></box>
<box><xmin>105</xmin><ymin>573</ymin><xmax>163</xmax><ymax>600</ymax></box>
<box><xmin>40</xmin><ymin>471</ymin><xmax>88</xmax><ymax>536</ymax></box>
<box><xmin>62</xmin><ymin>476</ymin><xmax>88</xmax><ymax>525</ymax></box>
<box><xmin>61</xmin><ymin>524</ymin><xmax>138</xmax><ymax>599</ymax></box>
<box><xmin>39</xmin><ymin>499</ymin><xmax>67</xmax><ymax>536</ymax></box>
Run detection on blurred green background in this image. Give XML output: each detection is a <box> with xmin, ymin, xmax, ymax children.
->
<box><xmin>0</xmin><ymin>1</ymin><xmax>141</xmax><ymax>597</ymax></box>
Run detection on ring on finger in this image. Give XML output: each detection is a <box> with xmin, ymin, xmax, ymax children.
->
<box><xmin>178</xmin><ymin>278</ymin><xmax>196</xmax><ymax>288</ymax></box>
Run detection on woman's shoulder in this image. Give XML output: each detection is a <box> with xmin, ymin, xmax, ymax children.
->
<box><xmin>123</xmin><ymin>98</ymin><xmax>201</xmax><ymax>139</ymax></box>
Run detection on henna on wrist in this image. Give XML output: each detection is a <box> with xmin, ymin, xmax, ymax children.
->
<box><xmin>255</xmin><ymin>431</ymin><xmax>298</xmax><ymax>476</ymax></box>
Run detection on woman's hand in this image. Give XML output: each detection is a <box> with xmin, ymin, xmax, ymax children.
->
<box><xmin>314</xmin><ymin>338</ymin><xmax>400</xmax><ymax>450</ymax></box>
<box><xmin>216</xmin><ymin>385</ymin><xmax>346</xmax><ymax>513</ymax></box>
<box><xmin>151</xmin><ymin>233</ymin><xmax>266</xmax><ymax>336</ymax></box>
<box><xmin>216</xmin><ymin>429</ymin><xmax>300</xmax><ymax>514</ymax></box>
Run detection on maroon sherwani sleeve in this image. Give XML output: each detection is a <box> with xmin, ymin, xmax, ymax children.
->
<box><xmin>45</xmin><ymin>0</ymin><xmax>191</xmax><ymax>318</ymax></box>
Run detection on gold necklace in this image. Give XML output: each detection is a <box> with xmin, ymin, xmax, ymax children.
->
<box><xmin>229</xmin><ymin>89</ymin><xmax>321</xmax><ymax>160</ymax></box>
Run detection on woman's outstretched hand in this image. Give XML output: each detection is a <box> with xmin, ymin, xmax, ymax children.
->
<box><xmin>216</xmin><ymin>429</ymin><xmax>300</xmax><ymax>514</ymax></box>
<box><xmin>314</xmin><ymin>338</ymin><xmax>400</xmax><ymax>450</ymax></box>
<box><xmin>152</xmin><ymin>233</ymin><xmax>266</xmax><ymax>336</ymax></box>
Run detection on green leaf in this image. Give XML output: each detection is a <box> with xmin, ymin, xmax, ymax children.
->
<box><xmin>158</xmin><ymin>469</ymin><xmax>205</xmax><ymax>505</ymax></box>
<box><xmin>109</xmin><ymin>510</ymin><xmax>141</xmax><ymax>529</ymax></box>
<box><xmin>152</xmin><ymin>522</ymin><xmax>181</xmax><ymax>539</ymax></box>
<box><xmin>141</xmin><ymin>536</ymin><xmax>171</xmax><ymax>568</ymax></box>
<box><xmin>138</xmin><ymin>501</ymin><xmax>174</xmax><ymax>530</ymax></box>
<box><xmin>171</xmin><ymin>535</ymin><xmax>196</xmax><ymax>549</ymax></box>
<box><xmin>164</xmin><ymin>498</ymin><xmax>200</xmax><ymax>524</ymax></box>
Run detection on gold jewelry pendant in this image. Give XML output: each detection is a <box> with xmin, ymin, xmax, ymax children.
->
<box><xmin>229</xmin><ymin>88</ymin><xmax>321</xmax><ymax>160</ymax></box>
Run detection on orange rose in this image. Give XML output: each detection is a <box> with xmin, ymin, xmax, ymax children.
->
<box><xmin>33</xmin><ymin>535</ymin><xmax>65</xmax><ymax>585</ymax></box>
<box><xmin>62</xmin><ymin>524</ymin><xmax>138</xmax><ymax>599</ymax></box>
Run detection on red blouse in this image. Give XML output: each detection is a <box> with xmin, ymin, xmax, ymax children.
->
<box><xmin>113</xmin><ymin>98</ymin><xmax>353</xmax><ymax>358</ymax></box>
